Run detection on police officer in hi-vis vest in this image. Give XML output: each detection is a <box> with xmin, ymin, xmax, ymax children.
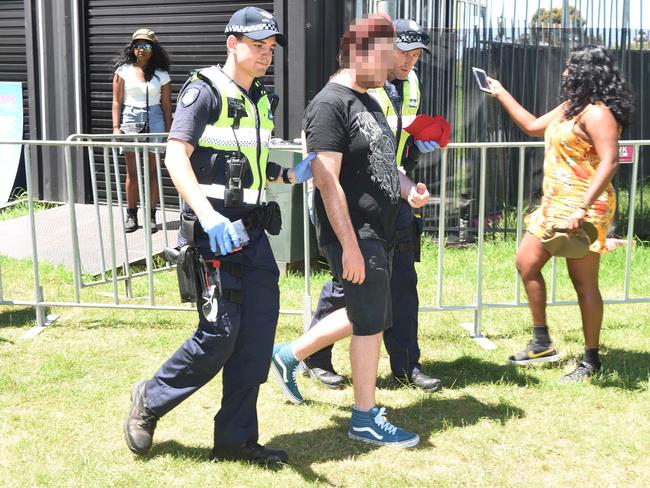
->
<box><xmin>303</xmin><ymin>19</ymin><xmax>442</xmax><ymax>393</ymax></box>
<box><xmin>123</xmin><ymin>7</ymin><xmax>314</xmax><ymax>465</ymax></box>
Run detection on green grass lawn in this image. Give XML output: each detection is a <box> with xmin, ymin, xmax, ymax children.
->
<box><xmin>1</xmin><ymin>238</ymin><xmax>649</xmax><ymax>487</ymax></box>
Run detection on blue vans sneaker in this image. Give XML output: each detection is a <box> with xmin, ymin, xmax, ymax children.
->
<box><xmin>271</xmin><ymin>343</ymin><xmax>304</xmax><ymax>404</ymax></box>
<box><xmin>348</xmin><ymin>406</ymin><xmax>419</xmax><ymax>448</ymax></box>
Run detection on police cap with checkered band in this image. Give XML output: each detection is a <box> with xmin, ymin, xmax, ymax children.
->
<box><xmin>225</xmin><ymin>7</ymin><xmax>286</xmax><ymax>47</ymax></box>
<box><xmin>394</xmin><ymin>19</ymin><xmax>430</xmax><ymax>54</ymax></box>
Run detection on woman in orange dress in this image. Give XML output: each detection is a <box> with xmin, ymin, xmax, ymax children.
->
<box><xmin>488</xmin><ymin>44</ymin><xmax>631</xmax><ymax>382</ymax></box>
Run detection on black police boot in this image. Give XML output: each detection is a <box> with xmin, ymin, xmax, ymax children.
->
<box><xmin>394</xmin><ymin>368</ymin><xmax>443</xmax><ymax>393</ymax></box>
<box><xmin>123</xmin><ymin>380</ymin><xmax>158</xmax><ymax>455</ymax></box>
<box><xmin>210</xmin><ymin>440</ymin><xmax>288</xmax><ymax>466</ymax></box>
<box><xmin>304</xmin><ymin>365</ymin><xmax>345</xmax><ymax>390</ymax></box>
<box><xmin>410</xmin><ymin>368</ymin><xmax>443</xmax><ymax>392</ymax></box>
<box><xmin>125</xmin><ymin>208</ymin><xmax>138</xmax><ymax>233</ymax></box>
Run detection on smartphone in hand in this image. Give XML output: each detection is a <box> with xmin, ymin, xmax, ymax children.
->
<box><xmin>472</xmin><ymin>67</ymin><xmax>492</xmax><ymax>93</ymax></box>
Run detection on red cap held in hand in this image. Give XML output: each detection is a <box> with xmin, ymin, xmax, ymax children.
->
<box><xmin>404</xmin><ymin>114</ymin><xmax>451</xmax><ymax>148</ymax></box>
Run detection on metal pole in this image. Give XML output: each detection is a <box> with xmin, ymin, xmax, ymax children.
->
<box><xmin>437</xmin><ymin>148</ymin><xmax>449</xmax><ymax>308</ymax></box>
<box><xmin>474</xmin><ymin>147</ymin><xmax>487</xmax><ymax>337</ymax></box>
<box><xmin>302</xmin><ymin>182</ymin><xmax>312</xmax><ymax>331</ymax></box>
<box><xmin>64</xmin><ymin>144</ymin><xmax>81</xmax><ymax>302</ymax></box>
<box><xmin>111</xmin><ymin>143</ymin><xmax>133</xmax><ymax>298</ymax></box>
<box><xmin>141</xmin><ymin>141</ymin><xmax>155</xmax><ymax>305</ymax></box>
<box><xmin>24</xmin><ymin>145</ymin><xmax>45</xmax><ymax>327</ymax></box>
<box><xmin>515</xmin><ymin>146</ymin><xmax>526</xmax><ymax>304</ymax></box>
<box><xmin>103</xmin><ymin>147</ymin><xmax>119</xmax><ymax>304</ymax></box>
<box><xmin>623</xmin><ymin>143</ymin><xmax>639</xmax><ymax>299</ymax></box>
<box><xmin>87</xmin><ymin>146</ymin><xmax>107</xmax><ymax>282</ymax></box>
<box><xmin>154</xmin><ymin>148</ymin><xmax>170</xmax><ymax>250</ymax></box>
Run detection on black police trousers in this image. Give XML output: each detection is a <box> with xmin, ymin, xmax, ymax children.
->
<box><xmin>145</xmin><ymin>228</ymin><xmax>280</xmax><ymax>447</ymax></box>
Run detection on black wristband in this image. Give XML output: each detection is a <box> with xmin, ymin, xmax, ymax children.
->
<box><xmin>266</xmin><ymin>161</ymin><xmax>282</xmax><ymax>181</ymax></box>
<box><xmin>282</xmin><ymin>167</ymin><xmax>291</xmax><ymax>184</ymax></box>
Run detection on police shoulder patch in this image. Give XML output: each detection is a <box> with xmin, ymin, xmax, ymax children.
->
<box><xmin>181</xmin><ymin>87</ymin><xmax>200</xmax><ymax>107</ymax></box>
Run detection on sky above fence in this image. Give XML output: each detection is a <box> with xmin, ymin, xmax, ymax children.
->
<box><xmin>487</xmin><ymin>0</ymin><xmax>648</xmax><ymax>30</ymax></box>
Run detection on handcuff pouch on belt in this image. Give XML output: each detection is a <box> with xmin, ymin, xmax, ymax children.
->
<box><xmin>244</xmin><ymin>201</ymin><xmax>282</xmax><ymax>235</ymax></box>
<box><xmin>395</xmin><ymin>214</ymin><xmax>424</xmax><ymax>262</ymax></box>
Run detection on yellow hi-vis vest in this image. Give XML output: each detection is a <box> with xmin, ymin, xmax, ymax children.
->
<box><xmin>368</xmin><ymin>70</ymin><xmax>420</xmax><ymax>166</ymax></box>
<box><xmin>190</xmin><ymin>66</ymin><xmax>274</xmax><ymax>206</ymax></box>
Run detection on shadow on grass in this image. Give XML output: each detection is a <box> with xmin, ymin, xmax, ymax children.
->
<box><xmin>387</xmin><ymin>355</ymin><xmax>543</xmax><ymax>389</ymax></box>
<box><xmin>266</xmin><ymin>394</ymin><xmax>524</xmax><ymax>485</ymax></box>
<box><xmin>592</xmin><ymin>347</ymin><xmax>650</xmax><ymax>390</ymax></box>
<box><xmin>0</xmin><ymin>307</ymin><xmax>37</xmax><ymax>328</ymax></box>
<box><xmin>147</xmin><ymin>440</ymin><xmax>211</xmax><ymax>461</ymax></box>
<box><xmin>140</xmin><ymin>393</ymin><xmax>524</xmax><ymax>485</ymax></box>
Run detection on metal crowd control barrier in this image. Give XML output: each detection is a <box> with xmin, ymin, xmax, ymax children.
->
<box><xmin>64</xmin><ymin>132</ymin><xmax>176</xmax><ymax>303</ymax></box>
<box><xmin>0</xmin><ymin>138</ymin><xmax>648</xmax><ymax>348</ymax></box>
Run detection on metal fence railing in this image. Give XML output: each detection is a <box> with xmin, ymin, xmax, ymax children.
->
<box><xmin>356</xmin><ymin>1</ymin><xmax>650</xmax><ymax>238</ymax></box>
<box><xmin>1</xmin><ymin>137</ymin><xmax>648</xmax><ymax>347</ymax></box>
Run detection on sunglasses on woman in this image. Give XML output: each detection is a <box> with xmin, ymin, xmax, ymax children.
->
<box><xmin>133</xmin><ymin>43</ymin><xmax>152</xmax><ymax>51</ymax></box>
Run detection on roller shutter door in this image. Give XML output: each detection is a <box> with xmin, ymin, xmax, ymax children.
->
<box><xmin>0</xmin><ymin>1</ymin><xmax>30</xmax><ymax>139</ymax></box>
<box><xmin>84</xmin><ymin>0</ymin><xmax>275</xmax><ymax>207</ymax></box>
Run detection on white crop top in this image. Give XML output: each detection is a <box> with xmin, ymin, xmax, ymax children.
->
<box><xmin>116</xmin><ymin>64</ymin><xmax>171</xmax><ymax>108</ymax></box>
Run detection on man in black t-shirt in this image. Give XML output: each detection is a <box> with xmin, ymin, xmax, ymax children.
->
<box><xmin>303</xmin><ymin>19</ymin><xmax>443</xmax><ymax>393</ymax></box>
<box><xmin>270</xmin><ymin>16</ymin><xmax>429</xmax><ymax>448</ymax></box>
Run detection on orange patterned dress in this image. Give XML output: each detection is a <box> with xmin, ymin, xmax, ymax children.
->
<box><xmin>527</xmin><ymin>105</ymin><xmax>617</xmax><ymax>254</ymax></box>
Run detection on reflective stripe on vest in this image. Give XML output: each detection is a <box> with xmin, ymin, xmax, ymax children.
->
<box><xmin>193</xmin><ymin>66</ymin><xmax>274</xmax><ymax>202</ymax></box>
<box><xmin>368</xmin><ymin>70</ymin><xmax>420</xmax><ymax>166</ymax></box>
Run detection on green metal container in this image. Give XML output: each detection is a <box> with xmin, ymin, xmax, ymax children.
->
<box><xmin>266</xmin><ymin>147</ymin><xmax>318</xmax><ymax>273</ymax></box>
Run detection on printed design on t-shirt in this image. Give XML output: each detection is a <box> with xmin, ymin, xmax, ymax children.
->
<box><xmin>355</xmin><ymin>111</ymin><xmax>400</xmax><ymax>203</ymax></box>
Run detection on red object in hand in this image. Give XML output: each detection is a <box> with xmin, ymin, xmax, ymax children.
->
<box><xmin>404</xmin><ymin>114</ymin><xmax>451</xmax><ymax>148</ymax></box>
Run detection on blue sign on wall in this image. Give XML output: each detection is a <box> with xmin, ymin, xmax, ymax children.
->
<box><xmin>0</xmin><ymin>82</ymin><xmax>24</xmax><ymax>205</ymax></box>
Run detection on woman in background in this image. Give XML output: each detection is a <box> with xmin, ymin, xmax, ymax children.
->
<box><xmin>488</xmin><ymin>44</ymin><xmax>631</xmax><ymax>383</ymax></box>
<box><xmin>112</xmin><ymin>28</ymin><xmax>172</xmax><ymax>233</ymax></box>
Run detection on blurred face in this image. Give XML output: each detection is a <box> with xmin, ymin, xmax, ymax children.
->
<box><xmin>229</xmin><ymin>35</ymin><xmax>276</xmax><ymax>78</ymax></box>
<box><xmin>132</xmin><ymin>42</ymin><xmax>153</xmax><ymax>64</ymax></box>
<box><xmin>389</xmin><ymin>48</ymin><xmax>421</xmax><ymax>80</ymax></box>
<box><xmin>351</xmin><ymin>36</ymin><xmax>395</xmax><ymax>89</ymax></box>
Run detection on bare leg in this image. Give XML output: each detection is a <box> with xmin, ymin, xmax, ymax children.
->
<box><xmin>125</xmin><ymin>152</ymin><xmax>139</xmax><ymax>209</ymax></box>
<box><xmin>516</xmin><ymin>232</ymin><xmax>552</xmax><ymax>326</ymax></box>
<box><xmin>292</xmin><ymin>308</ymin><xmax>352</xmax><ymax>361</ymax></box>
<box><xmin>566</xmin><ymin>252</ymin><xmax>602</xmax><ymax>349</ymax></box>
<box><xmin>148</xmin><ymin>152</ymin><xmax>160</xmax><ymax>210</ymax></box>
<box><xmin>350</xmin><ymin>332</ymin><xmax>381</xmax><ymax>410</ymax></box>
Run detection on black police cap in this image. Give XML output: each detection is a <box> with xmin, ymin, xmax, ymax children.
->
<box><xmin>225</xmin><ymin>7</ymin><xmax>286</xmax><ymax>47</ymax></box>
<box><xmin>394</xmin><ymin>19</ymin><xmax>430</xmax><ymax>54</ymax></box>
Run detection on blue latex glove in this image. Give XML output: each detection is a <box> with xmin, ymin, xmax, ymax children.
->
<box><xmin>414</xmin><ymin>140</ymin><xmax>440</xmax><ymax>153</ymax></box>
<box><xmin>199</xmin><ymin>211</ymin><xmax>241</xmax><ymax>255</ymax></box>
<box><xmin>293</xmin><ymin>152</ymin><xmax>317</xmax><ymax>184</ymax></box>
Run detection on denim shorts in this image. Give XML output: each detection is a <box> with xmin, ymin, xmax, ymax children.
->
<box><xmin>321</xmin><ymin>238</ymin><xmax>393</xmax><ymax>336</ymax></box>
<box><xmin>121</xmin><ymin>104</ymin><xmax>165</xmax><ymax>152</ymax></box>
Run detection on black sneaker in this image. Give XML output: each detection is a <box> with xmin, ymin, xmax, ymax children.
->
<box><xmin>508</xmin><ymin>339</ymin><xmax>562</xmax><ymax>365</ymax></box>
<box><xmin>125</xmin><ymin>214</ymin><xmax>138</xmax><ymax>233</ymax></box>
<box><xmin>558</xmin><ymin>361</ymin><xmax>600</xmax><ymax>384</ymax></box>
<box><xmin>123</xmin><ymin>380</ymin><xmax>158</xmax><ymax>455</ymax></box>
<box><xmin>210</xmin><ymin>440</ymin><xmax>288</xmax><ymax>466</ymax></box>
<box><xmin>304</xmin><ymin>366</ymin><xmax>345</xmax><ymax>390</ymax></box>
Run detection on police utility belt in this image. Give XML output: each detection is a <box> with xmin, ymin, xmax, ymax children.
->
<box><xmin>163</xmin><ymin>245</ymin><xmax>239</xmax><ymax>322</ymax></box>
<box><xmin>163</xmin><ymin>202</ymin><xmax>280</xmax><ymax>308</ymax></box>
